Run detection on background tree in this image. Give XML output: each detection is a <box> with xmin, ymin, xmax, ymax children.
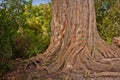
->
<box><xmin>0</xmin><ymin>0</ymin><xmax>52</xmax><ymax>77</ymax></box>
<box><xmin>18</xmin><ymin>3</ymin><xmax>52</xmax><ymax>58</ymax></box>
<box><xmin>95</xmin><ymin>0</ymin><xmax>120</xmax><ymax>43</ymax></box>
<box><xmin>0</xmin><ymin>0</ymin><xmax>28</xmax><ymax>76</ymax></box>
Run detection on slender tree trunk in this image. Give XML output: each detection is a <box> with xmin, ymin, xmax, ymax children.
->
<box><xmin>33</xmin><ymin>0</ymin><xmax>120</xmax><ymax>79</ymax></box>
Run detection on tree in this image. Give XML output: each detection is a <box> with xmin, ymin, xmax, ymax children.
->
<box><xmin>16</xmin><ymin>3</ymin><xmax>52</xmax><ymax>58</ymax></box>
<box><xmin>95</xmin><ymin>0</ymin><xmax>120</xmax><ymax>44</ymax></box>
<box><xmin>0</xmin><ymin>0</ymin><xmax>31</xmax><ymax>77</ymax></box>
<box><xmin>24</xmin><ymin>0</ymin><xmax>120</xmax><ymax>79</ymax></box>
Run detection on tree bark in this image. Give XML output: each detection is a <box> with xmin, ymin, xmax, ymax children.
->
<box><xmin>32</xmin><ymin>0</ymin><xmax>120</xmax><ymax>79</ymax></box>
<box><xmin>113</xmin><ymin>37</ymin><xmax>120</xmax><ymax>48</ymax></box>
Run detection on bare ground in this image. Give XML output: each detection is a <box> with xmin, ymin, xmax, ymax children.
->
<box><xmin>2</xmin><ymin>59</ymin><xmax>120</xmax><ymax>80</ymax></box>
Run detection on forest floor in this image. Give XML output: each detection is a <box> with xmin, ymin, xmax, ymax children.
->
<box><xmin>1</xmin><ymin>58</ymin><xmax>120</xmax><ymax>80</ymax></box>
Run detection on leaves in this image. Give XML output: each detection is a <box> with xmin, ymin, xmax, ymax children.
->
<box><xmin>95</xmin><ymin>0</ymin><xmax>120</xmax><ymax>44</ymax></box>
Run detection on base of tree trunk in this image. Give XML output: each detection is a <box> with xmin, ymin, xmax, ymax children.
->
<box><xmin>22</xmin><ymin>52</ymin><xmax>120</xmax><ymax>80</ymax></box>
<box><xmin>29</xmin><ymin>1</ymin><xmax>120</xmax><ymax>79</ymax></box>
<box><xmin>3</xmin><ymin>56</ymin><xmax>120</xmax><ymax>80</ymax></box>
<box><xmin>27</xmin><ymin>69</ymin><xmax>120</xmax><ymax>80</ymax></box>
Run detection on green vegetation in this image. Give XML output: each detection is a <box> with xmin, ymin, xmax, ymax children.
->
<box><xmin>95</xmin><ymin>0</ymin><xmax>120</xmax><ymax>44</ymax></box>
<box><xmin>0</xmin><ymin>0</ymin><xmax>52</xmax><ymax>77</ymax></box>
<box><xmin>0</xmin><ymin>0</ymin><xmax>120</xmax><ymax>77</ymax></box>
<box><xmin>0</xmin><ymin>0</ymin><xmax>28</xmax><ymax>76</ymax></box>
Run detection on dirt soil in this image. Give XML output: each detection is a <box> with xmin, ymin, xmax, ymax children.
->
<box><xmin>2</xmin><ymin>59</ymin><xmax>120</xmax><ymax>80</ymax></box>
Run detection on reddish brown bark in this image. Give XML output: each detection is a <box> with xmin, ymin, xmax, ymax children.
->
<box><xmin>29</xmin><ymin>0</ymin><xmax>120</xmax><ymax>79</ymax></box>
<box><xmin>113</xmin><ymin>37</ymin><xmax>120</xmax><ymax>48</ymax></box>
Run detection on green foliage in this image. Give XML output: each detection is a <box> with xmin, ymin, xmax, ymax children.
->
<box><xmin>95</xmin><ymin>0</ymin><xmax>120</xmax><ymax>44</ymax></box>
<box><xmin>0</xmin><ymin>0</ymin><xmax>52</xmax><ymax>61</ymax></box>
<box><xmin>14</xmin><ymin>3</ymin><xmax>52</xmax><ymax>58</ymax></box>
<box><xmin>0</xmin><ymin>0</ymin><xmax>30</xmax><ymax>76</ymax></box>
<box><xmin>0</xmin><ymin>0</ymin><xmax>52</xmax><ymax>76</ymax></box>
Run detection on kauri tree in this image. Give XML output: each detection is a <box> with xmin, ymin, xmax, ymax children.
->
<box><xmin>27</xmin><ymin>0</ymin><xmax>120</xmax><ymax>79</ymax></box>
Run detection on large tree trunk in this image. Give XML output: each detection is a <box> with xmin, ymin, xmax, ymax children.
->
<box><xmin>31</xmin><ymin>0</ymin><xmax>120</xmax><ymax>79</ymax></box>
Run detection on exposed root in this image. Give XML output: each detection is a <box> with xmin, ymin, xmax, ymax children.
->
<box><xmin>83</xmin><ymin>69</ymin><xmax>92</xmax><ymax>77</ymax></box>
<box><xmin>23</xmin><ymin>54</ymin><xmax>48</xmax><ymax>70</ymax></box>
<box><xmin>89</xmin><ymin>72</ymin><xmax>120</xmax><ymax>77</ymax></box>
<box><xmin>101</xmin><ymin>58</ymin><xmax>120</xmax><ymax>62</ymax></box>
<box><xmin>23</xmin><ymin>58</ymin><xmax>39</xmax><ymax>70</ymax></box>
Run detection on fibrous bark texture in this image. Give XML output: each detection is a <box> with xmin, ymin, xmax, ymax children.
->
<box><xmin>28</xmin><ymin>0</ymin><xmax>120</xmax><ymax>79</ymax></box>
<box><xmin>113</xmin><ymin>37</ymin><xmax>120</xmax><ymax>48</ymax></box>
